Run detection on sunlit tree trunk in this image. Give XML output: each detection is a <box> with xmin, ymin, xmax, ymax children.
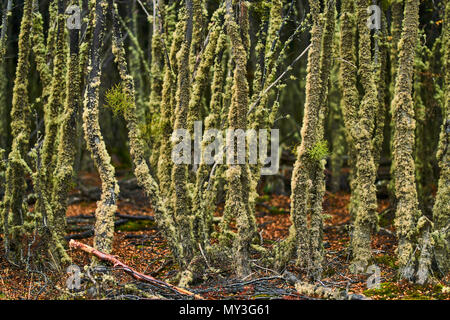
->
<box><xmin>391</xmin><ymin>0</ymin><xmax>421</xmax><ymax>280</ymax></box>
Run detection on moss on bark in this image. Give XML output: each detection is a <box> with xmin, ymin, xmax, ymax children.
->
<box><xmin>275</xmin><ymin>0</ymin><xmax>335</xmax><ymax>279</ymax></box>
<box><xmin>431</xmin><ymin>0</ymin><xmax>450</xmax><ymax>276</ymax></box>
<box><xmin>83</xmin><ymin>0</ymin><xmax>119</xmax><ymax>255</ymax></box>
<box><xmin>49</xmin><ymin>0</ymin><xmax>81</xmax><ymax>264</ymax></box>
<box><xmin>222</xmin><ymin>0</ymin><xmax>254</xmax><ymax>278</ymax></box>
<box><xmin>1</xmin><ymin>0</ymin><xmax>33</xmax><ymax>263</ymax></box>
<box><xmin>349</xmin><ymin>0</ymin><xmax>379</xmax><ymax>273</ymax></box>
<box><xmin>391</xmin><ymin>0</ymin><xmax>421</xmax><ymax>280</ymax></box>
<box><xmin>0</xmin><ymin>0</ymin><xmax>12</xmax><ymax>65</ymax></box>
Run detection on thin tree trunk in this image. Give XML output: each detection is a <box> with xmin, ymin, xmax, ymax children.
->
<box><xmin>83</xmin><ymin>0</ymin><xmax>119</xmax><ymax>255</ymax></box>
<box><xmin>431</xmin><ymin>0</ymin><xmax>450</xmax><ymax>278</ymax></box>
<box><xmin>392</xmin><ymin>0</ymin><xmax>421</xmax><ymax>280</ymax></box>
<box><xmin>1</xmin><ymin>0</ymin><xmax>33</xmax><ymax>263</ymax></box>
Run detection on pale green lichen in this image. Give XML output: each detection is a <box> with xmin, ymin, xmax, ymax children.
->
<box><xmin>275</xmin><ymin>0</ymin><xmax>335</xmax><ymax>279</ymax></box>
<box><xmin>339</xmin><ymin>0</ymin><xmax>359</xmax><ymax>222</ymax></box>
<box><xmin>221</xmin><ymin>0</ymin><xmax>254</xmax><ymax>278</ymax></box>
<box><xmin>82</xmin><ymin>0</ymin><xmax>119</xmax><ymax>256</ymax></box>
<box><xmin>349</xmin><ymin>0</ymin><xmax>380</xmax><ymax>273</ymax></box>
<box><xmin>0</xmin><ymin>0</ymin><xmax>12</xmax><ymax>65</ymax></box>
<box><xmin>1</xmin><ymin>0</ymin><xmax>33</xmax><ymax>264</ymax></box>
<box><xmin>431</xmin><ymin>0</ymin><xmax>450</xmax><ymax>277</ymax></box>
<box><xmin>391</xmin><ymin>0</ymin><xmax>422</xmax><ymax>280</ymax></box>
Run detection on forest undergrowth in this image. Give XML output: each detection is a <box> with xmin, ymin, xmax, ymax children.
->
<box><xmin>0</xmin><ymin>169</ymin><xmax>448</xmax><ymax>300</ymax></box>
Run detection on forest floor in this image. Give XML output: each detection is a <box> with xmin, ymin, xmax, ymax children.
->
<box><xmin>0</xmin><ymin>170</ymin><xmax>449</xmax><ymax>300</ymax></box>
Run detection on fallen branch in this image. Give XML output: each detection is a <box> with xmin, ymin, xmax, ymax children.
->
<box><xmin>69</xmin><ymin>240</ymin><xmax>204</xmax><ymax>300</ymax></box>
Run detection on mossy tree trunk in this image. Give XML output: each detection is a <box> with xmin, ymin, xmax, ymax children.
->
<box><xmin>222</xmin><ymin>0</ymin><xmax>253</xmax><ymax>278</ymax></box>
<box><xmin>391</xmin><ymin>0</ymin><xmax>421</xmax><ymax>280</ymax></box>
<box><xmin>431</xmin><ymin>0</ymin><xmax>450</xmax><ymax>278</ymax></box>
<box><xmin>275</xmin><ymin>0</ymin><xmax>335</xmax><ymax>279</ymax></box>
<box><xmin>1</xmin><ymin>0</ymin><xmax>33</xmax><ymax>264</ymax></box>
<box><xmin>83</xmin><ymin>0</ymin><xmax>119</xmax><ymax>255</ymax></box>
<box><xmin>49</xmin><ymin>0</ymin><xmax>81</xmax><ymax>264</ymax></box>
<box><xmin>0</xmin><ymin>0</ymin><xmax>12</xmax><ymax>65</ymax></box>
<box><xmin>349</xmin><ymin>0</ymin><xmax>380</xmax><ymax>273</ymax></box>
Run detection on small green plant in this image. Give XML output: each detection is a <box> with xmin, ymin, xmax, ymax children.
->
<box><xmin>104</xmin><ymin>83</ymin><xmax>132</xmax><ymax>116</ymax></box>
<box><xmin>308</xmin><ymin>140</ymin><xmax>329</xmax><ymax>161</ymax></box>
<box><xmin>117</xmin><ymin>220</ymin><xmax>156</xmax><ymax>232</ymax></box>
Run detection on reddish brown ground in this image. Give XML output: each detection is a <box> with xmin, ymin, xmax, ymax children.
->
<box><xmin>0</xmin><ymin>172</ymin><xmax>448</xmax><ymax>300</ymax></box>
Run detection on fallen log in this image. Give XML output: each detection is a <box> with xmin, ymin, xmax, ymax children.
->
<box><xmin>69</xmin><ymin>239</ymin><xmax>204</xmax><ymax>300</ymax></box>
<box><xmin>116</xmin><ymin>214</ymin><xmax>155</xmax><ymax>221</ymax></box>
<box><xmin>65</xmin><ymin>219</ymin><xmax>128</xmax><ymax>240</ymax></box>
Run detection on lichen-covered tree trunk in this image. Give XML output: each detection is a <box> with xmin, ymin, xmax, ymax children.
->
<box><xmin>31</xmin><ymin>0</ymin><xmax>52</xmax><ymax>100</ymax></box>
<box><xmin>372</xmin><ymin>12</ymin><xmax>388</xmax><ymax>166</ymax></box>
<box><xmin>1</xmin><ymin>0</ymin><xmax>33</xmax><ymax>263</ymax></box>
<box><xmin>223</xmin><ymin>0</ymin><xmax>253</xmax><ymax>278</ymax></box>
<box><xmin>157</xmin><ymin>18</ymin><xmax>184</xmax><ymax>197</ymax></box>
<box><xmin>0</xmin><ymin>63</ymin><xmax>7</xmax><ymax>150</ymax></box>
<box><xmin>338</xmin><ymin>0</ymin><xmax>359</xmax><ymax>224</ymax></box>
<box><xmin>38</xmin><ymin>0</ymin><xmax>67</xmax><ymax>234</ymax></box>
<box><xmin>148</xmin><ymin>0</ymin><xmax>165</xmax><ymax>169</ymax></box>
<box><xmin>388</xmin><ymin>0</ymin><xmax>404</xmax><ymax>198</ymax></box>
<box><xmin>83</xmin><ymin>0</ymin><xmax>119</xmax><ymax>255</ymax></box>
<box><xmin>49</xmin><ymin>0</ymin><xmax>81</xmax><ymax>263</ymax></box>
<box><xmin>109</xmin><ymin>0</ymin><xmax>179</xmax><ymax>261</ymax></box>
<box><xmin>191</xmin><ymin>26</ymin><xmax>227</xmax><ymax>249</ymax></box>
<box><xmin>0</xmin><ymin>0</ymin><xmax>12</xmax><ymax>65</ymax></box>
<box><xmin>329</xmin><ymin>41</ymin><xmax>345</xmax><ymax>193</ymax></box>
<box><xmin>431</xmin><ymin>0</ymin><xmax>450</xmax><ymax>277</ymax></box>
<box><xmin>169</xmin><ymin>0</ymin><xmax>195</xmax><ymax>269</ymax></box>
<box><xmin>391</xmin><ymin>0</ymin><xmax>421</xmax><ymax>280</ymax></box>
<box><xmin>413</xmin><ymin>39</ymin><xmax>435</xmax><ymax>216</ymax></box>
<box><xmin>349</xmin><ymin>0</ymin><xmax>379</xmax><ymax>272</ymax></box>
<box><xmin>275</xmin><ymin>0</ymin><xmax>335</xmax><ymax>279</ymax></box>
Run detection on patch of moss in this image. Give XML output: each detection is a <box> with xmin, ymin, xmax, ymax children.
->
<box><xmin>373</xmin><ymin>254</ymin><xmax>398</xmax><ymax>269</ymax></box>
<box><xmin>256</xmin><ymin>195</ymin><xmax>270</xmax><ymax>202</ymax></box>
<box><xmin>307</xmin><ymin>140</ymin><xmax>329</xmax><ymax>161</ymax></box>
<box><xmin>117</xmin><ymin>220</ymin><xmax>156</xmax><ymax>232</ymax></box>
<box><xmin>363</xmin><ymin>282</ymin><xmax>399</xmax><ymax>299</ymax></box>
<box><xmin>268</xmin><ymin>206</ymin><xmax>289</xmax><ymax>215</ymax></box>
<box><xmin>364</xmin><ymin>282</ymin><xmax>447</xmax><ymax>300</ymax></box>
